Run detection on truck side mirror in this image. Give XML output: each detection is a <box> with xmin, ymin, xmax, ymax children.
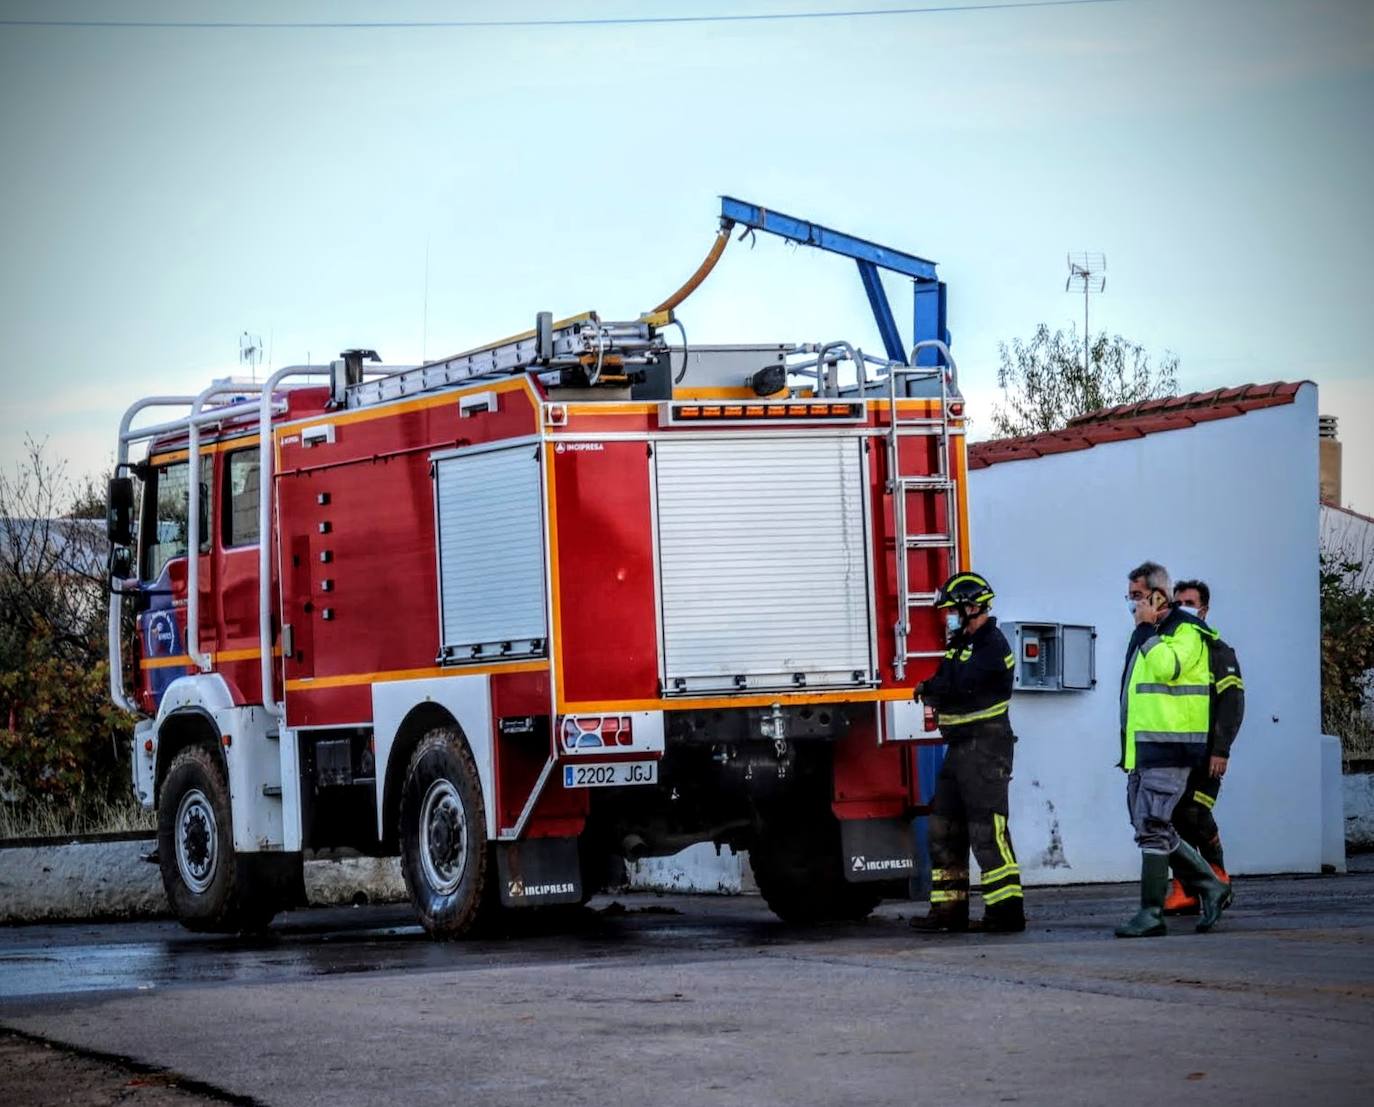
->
<box><xmin>107</xmin><ymin>477</ymin><xmax>134</xmax><ymax>547</ymax></box>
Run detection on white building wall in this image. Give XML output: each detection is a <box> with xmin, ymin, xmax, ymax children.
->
<box><xmin>968</xmin><ymin>384</ymin><xmax>1322</xmax><ymax>883</ymax></box>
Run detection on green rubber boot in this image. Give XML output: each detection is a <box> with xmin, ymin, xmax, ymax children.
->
<box><xmin>1170</xmin><ymin>839</ymin><xmax>1231</xmax><ymax>932</ymax></box>
<box><xmin>1114</xmin><ymin>852</ymin><xmax>1169</xmax><ymax>938</ymax></box>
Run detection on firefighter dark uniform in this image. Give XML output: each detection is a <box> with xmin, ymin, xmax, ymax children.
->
<box><xmin>910</xmin><ymin>572</ymin><xmax>1024</xmax><ymax>933</ymax></box>
<box><xmin>1165</xmin><ymin>627</ymin><xmax>1244</xmax><ymax>914</ymax></box>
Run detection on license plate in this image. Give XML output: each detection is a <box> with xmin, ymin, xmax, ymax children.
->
<box><xmin>562</xmin><ymin>761</ymin><xmax>657</xmax><ymax>789</ymax></box>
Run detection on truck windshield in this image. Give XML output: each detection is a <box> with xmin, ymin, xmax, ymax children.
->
<box><xmin>141</xmin><ymin>457</ymin><xmax>212</xmax><ymax>582</ymax></box>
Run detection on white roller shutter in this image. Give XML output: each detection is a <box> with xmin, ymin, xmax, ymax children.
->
<box><xmin>432</xmin><ymin>443</ymin><xmax>546</xmax><ymax>662</ymax></box>
<box><xmin>654</xmin><ymin>436</ymin><xmax>874</xmax><ymax>694</ymax></box>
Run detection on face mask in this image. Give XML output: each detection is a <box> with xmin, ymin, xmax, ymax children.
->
<box><xmin>1178</xmin><ymin>604</ymin><xmax>1199</xmax><ymax>618</ymax></box>
<box><xmin>945</xmin><ymin>612</ymin><xmax>963</xmax><ymax>634</ymax></box>
<box><xmin>1128</xmin><ymin>600</ymin><xmax>1141</xmax><ymax>618</ymax></box>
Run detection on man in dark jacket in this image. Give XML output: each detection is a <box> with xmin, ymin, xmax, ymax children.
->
<box><xmin>910</xmin><ymin>571</ymin><xmax>1024</xmax><ymax>934</ymax></box>
<box><xmin>1115</xmin><ymin>561</ymin><xmax>1231</xmax><ymax>938</ymax></box>
<box><xmin>1163</xmin><ymin>579</ymin><xmax>1244</xmax><ymax>914</ymax></box>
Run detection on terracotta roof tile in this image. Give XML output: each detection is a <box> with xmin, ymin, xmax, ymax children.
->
<box><xmin>1181</xmin><ymin>405</ymin><xmax>1245</xmax><ymax>424</ymax></box>
<box><xmin>972</xmin><ymin>379</ymin><xmax>1309</xmax><ymax>470</ymax></box>
<box><xmin>1076</xmin><ymin>423</ymin><xmax>1147</xmax><ymax>443</ymax></box>
<box><xmin>1125</xmin><ymin>414</ymin><xmax>1199</xmax><ymax>434</ymax></box>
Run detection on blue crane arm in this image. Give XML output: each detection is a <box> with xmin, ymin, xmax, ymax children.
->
<box><xmin>719</xmin><ymin>197</ymin><xmax>938</xmax><ymax>280</ymax></box>
<box><xmin>719</xmin><ymin>196</ymin><xmax>948</xmax><ymax>367</ymax></box>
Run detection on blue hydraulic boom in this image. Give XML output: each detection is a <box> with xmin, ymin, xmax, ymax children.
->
<box><xmin>718</xmin><ymin>196</ymin><xmax>950</xmax><ymax>369</ymax></box>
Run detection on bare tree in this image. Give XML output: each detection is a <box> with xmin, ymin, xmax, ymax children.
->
<box><xmin>991</xmin><ymin>325</ymin><xmax>1180</xmax><ymax>439</ymax></box>
<box><xmin>0</xmin><ymin>437</ymin><xmax>106</xmax><ymax>662</ymax></box>
<box><xmin>1</xmin><ymin>438</ymin><xmax>130</xmax><ymax>809</ymax></box>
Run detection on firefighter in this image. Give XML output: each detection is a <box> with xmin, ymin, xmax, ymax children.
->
<box><xmin>910</xmin><ymin>571</ymin><xmax>1025</xmax><ymax>934</ymax></box>
<box><xmin>1115</xmin><ymin>561</ymin><xmax>1231</xmax><ymax>939</ymax></box>
<box><xmin>1163</xmin><ymin>579</ymin><xmax>1244</xmax><ymax>915</ymax></box>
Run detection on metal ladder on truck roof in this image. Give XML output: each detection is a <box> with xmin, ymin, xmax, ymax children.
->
<box><xmin>345</xmin><ymin>312</ymin><xmax>666</xmax><ymax>408</ymax></box>
<box><xmin>886</xmin><ymin>341</ymin><xmax>960</xmax><ymax>681</ymax></box>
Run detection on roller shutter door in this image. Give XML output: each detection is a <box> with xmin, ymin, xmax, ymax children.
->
<box><xmin>433</xmin><ymin>444</ymin><xmax>546</xmax><ymax>662</ymax></box>
<box><xmin>654</xmin><ymin>436</ymin><xmax>874</xmax><ymax>694</ymax></box>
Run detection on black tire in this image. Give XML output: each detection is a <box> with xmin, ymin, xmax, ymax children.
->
<box><xmin>751</xmin><ymin>814</ymin><xmax>883</xmax><ymax>926</ymax></box>
<box><xmin>399</xmin><ymin>727</ymin><xmax>496</xmax><ymax>939</ymax></box>
<box><xmin>157</xmin><ymin>745</ymin><xmax>279</xmax><ymax>933</ymax></box>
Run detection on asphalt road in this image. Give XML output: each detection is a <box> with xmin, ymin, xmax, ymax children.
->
<box><xmin>3</xmin><ymin>863</ymin><xmax>1374</xmax><ymax>1107</ymax></box>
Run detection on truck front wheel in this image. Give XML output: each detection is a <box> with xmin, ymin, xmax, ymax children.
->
<box><xmin>399</xmin><ymin>727</ymin><xmax>496</xmax><ymax>939</ymax></box>
<box><xmin>157</xmin><ymin>745</ymin><xmax>278</xmax><ymax>933</ymax></box>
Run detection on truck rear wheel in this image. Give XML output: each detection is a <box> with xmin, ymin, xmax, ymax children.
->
<box><xmin>751</xmin><ymin>814</ymin><xmax>883</xmax><ymax>926</ymax></box>
<box><xmin>399</xmin><ymin>727</ymin><xmax>496</xmax><ymax>939</ymax></box>
<box><xmin>157</xmin><ymin>745</ymin><xmax>279</xmax><ymax>933</ymax></box>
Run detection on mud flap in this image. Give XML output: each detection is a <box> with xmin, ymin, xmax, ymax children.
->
<box><xmin>840</xmin><ymin>817</ymin><xmax>915</xmax><ymax>884</ymax></box>
<box><xmin>496</xmin><ymin>837</ymin><xmax>583</xmax><ymax>907</ymax></box>
<box><xmin>238</xmin><ymin>851</ymin><xmax>308</xmax><ymax>908</ymax></box>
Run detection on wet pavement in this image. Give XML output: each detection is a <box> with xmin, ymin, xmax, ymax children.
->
<box><xmin>3</xmin><ymin>864</ymin><xmax>1374</xmax><ymax>1106</ymax></box>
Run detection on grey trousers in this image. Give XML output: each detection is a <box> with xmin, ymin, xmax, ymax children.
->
<box><xmin>1126</xmin><ymin>767</ymin><xmax>1190</xmax><ymax>854</ymax></box>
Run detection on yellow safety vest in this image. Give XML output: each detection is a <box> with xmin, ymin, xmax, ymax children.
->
<box><xmin>1121</xmin><ymin>614</ymin><xmax>1211</xmax><ymax>771</ymax></box>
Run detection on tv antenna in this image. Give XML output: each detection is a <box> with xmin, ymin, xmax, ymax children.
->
<box><xmin>1065</xmin><ymin>252</ymin><xmax>1105</xmax><ymax>371</ymax></box>
<box><xmin>240</xmin><ymin>331</ymin><xmax>264</xmax><ymax>382</ymax></box>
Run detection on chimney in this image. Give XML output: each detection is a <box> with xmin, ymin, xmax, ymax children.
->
<box><xmin>1319</xmin><ymin>414</ymin><xmax>1341</xmax><ymax>505</ymax></box>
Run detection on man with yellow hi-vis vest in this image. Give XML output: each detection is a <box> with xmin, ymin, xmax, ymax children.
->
<box><xmin>910</xmin><ymin>571</ymin><xmax>1025</xmax><ymax>934</ymax></box>
<box><xmin>1115</xmin><ymin>561</ymin><xmax>1232</xmax><ymax>938</ymax></box>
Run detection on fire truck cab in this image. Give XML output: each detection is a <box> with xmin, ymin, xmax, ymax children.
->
<box><xmin>105</xmin><ymin>200</ymin><xmax>969</xmax><ymax>935</ymax></box>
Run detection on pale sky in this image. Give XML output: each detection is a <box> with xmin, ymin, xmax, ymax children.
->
<box><xmin>2</xmin><ymin>0</ymin><xmax>1371</xmax><ymax>511</ymax></box>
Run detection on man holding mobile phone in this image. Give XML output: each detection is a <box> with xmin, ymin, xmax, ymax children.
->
<box><xmin>1114</xmin><ymin>561</ymin><xmax>1232</xmax><ymax>938</ymax></box>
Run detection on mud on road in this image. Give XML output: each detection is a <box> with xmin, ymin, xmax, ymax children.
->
<box><xmin>2</xmin><ymin>1030</ymin><xmax>238</xmax><ymax>1106</ymax></box>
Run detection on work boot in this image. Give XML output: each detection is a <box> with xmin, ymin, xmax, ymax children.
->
<box><xmin>1169</xmin><ymin>840</ymin><xmax>1231</xmax><ymax>932</ymax></box>
<box><xmin>909</xmin><ymin>906</ymin><xmax>969</xmax><ymax>933</ymax></box>
<box><xmin>981</xmin><ymin>897</ymin><xmax>1026</xmax><ymax>933</ymax></box>
<box><xmin>1162</xmin><ymin>878</ymin><xmax>1199</xmax><ymax>916</ymax></box>
<box><xmin>1114</xmin><ymin>852</ymin><xmax>1169</xmax><ymax>938</ymax></box>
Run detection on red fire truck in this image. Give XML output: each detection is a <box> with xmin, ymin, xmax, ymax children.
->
<box><xmin>105</xmin><ymin>199</ymin><xmax>969</xmax><ymax>935</ymax></box>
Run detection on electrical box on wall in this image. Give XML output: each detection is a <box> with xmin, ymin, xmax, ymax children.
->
<box><xmin>1008</xmin><ymin>622</ymin><xmax>1096</xmax><ymax>692</ymax></box>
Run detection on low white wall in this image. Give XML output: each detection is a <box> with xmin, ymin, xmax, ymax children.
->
<box><xmin>968</xmin><ymin>386</ymin><xmax>1324</xmax><ymax>883</ymax></box>
<box><xmin>0</xmin><ymin>837</ymin><xmax>757</xmax><ymax>922</ymax></box>
<box><xmin>0</xmin><ymin>840</ymin><xmax>407</xmax><ymax>924</ymax></box>
<box><xmin>1344</xmin><ymin>772</ymin><xmax>1374</xmax><ymax>851</ymax></box>
<box><xmin>625</xmin><ymin>843</ymin><xmax>755</xmax><ymax>895</ymax></box>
